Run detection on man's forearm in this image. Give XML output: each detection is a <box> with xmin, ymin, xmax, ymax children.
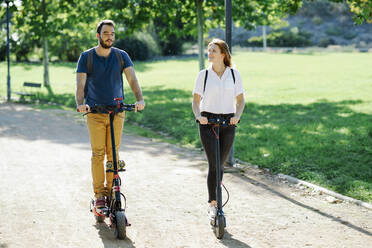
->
<box><xmin>129</xmin><ymin>79</ymin><xmax>143</xmax><ymax>101</ymax></box>
<box><xmin>75</xmin><ymin>90</ymin><xmax>84</xmax><ymax>106</ymax></box>
<box><xmin>75</xmin><ymin>73</ymin><xmax>87</xmax><ymax>106</ymax></box>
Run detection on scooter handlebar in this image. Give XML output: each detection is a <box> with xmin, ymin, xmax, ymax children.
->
<box><xmin>76</xmin><ymin>103</ymin><xmax>140</xmax><ymax>113</ymax></box>
<box><xmin>196</xmin><ymin>117</ymin><xmax>239</xmax><ymax>126</ymax></box>
<box><xmin>77</xmin><ymin>103</ymin><xmax>139</xmax><ymax>114</ymax></box>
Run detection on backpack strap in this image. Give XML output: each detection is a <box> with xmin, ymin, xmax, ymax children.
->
<box><xmin>84</xmin><ymin>48</ymin><xmax>94</xmax><ymax>98</ymax></box>
<box><xmin>231</xmin><ymin>68</ymin><xmax>235</xmax><ymax>84</ymax></box>
<box><xmin>87</xmin><ymin>47</ymin><xmax>124</xmax><ymax>75</ymax></box>
<box><xmin>112</xmin><ymin>47</ymin><xmax>125</xmax><ymax>99</ymax></box>
<box><xmin>86</xmin><ymin>48</ymin><xmax>94</xmax><ymax>75</ymax></box>
<box><xmin>203</xmin><ymin>70</ymin><xmax>208</xmax><ymax>94</ymax></box>
<box><xmin>113</xmin><ymin>47</ymin><xmax>124</xmax><ymax>73</ymax></box>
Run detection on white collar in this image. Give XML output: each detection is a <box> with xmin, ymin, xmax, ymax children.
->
<box><xmin>207</xmin><ymin>65</ymin><xmax>231</xmax><ymax>80</ymax></box>
<box><xmin>207</xmin><ymin>64</ymin><xmax>231</xmax><ymax>71</ymax></box>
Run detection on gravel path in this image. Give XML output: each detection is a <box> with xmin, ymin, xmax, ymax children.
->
<box><xmin>0</xmin><ymin>103</ymin><xmax>371</xmax><ymax>248</ymax></box>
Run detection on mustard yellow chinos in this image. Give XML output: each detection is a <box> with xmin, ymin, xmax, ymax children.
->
<box><xmin>86</xmin><ymin>112</ymin><xmax>125</xmax><ymax>198</ymax></box>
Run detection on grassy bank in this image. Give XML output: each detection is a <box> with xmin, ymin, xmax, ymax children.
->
<box><xmin>1</xmin><ymin>51</ymin><xmax>371</xmax><ymax>202</ymax></box>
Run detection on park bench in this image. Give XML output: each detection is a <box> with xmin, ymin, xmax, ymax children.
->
<box><xmin>13</xmin><ymin>82</ymin><xmax>42</xmax><ymax>101</ymax></box>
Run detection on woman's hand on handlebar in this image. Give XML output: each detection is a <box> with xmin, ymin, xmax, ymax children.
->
<box><xmin>76</xmin><ymin>104</ymin><xmax>90</xmax><ymax>113</ymax></box>
<box><xmin>230</xmin><ymin>116</ymin><xmax>240</xmax><ymax>125</ymax></box>
<box><xmin>135</xmin><ymin>100</ymin><xmax>145</xmax><ymax>112</ymax></box>
<box><xmin>196</xmin><ymin>116</ymin><xmax>208</xmax><ymax>125</ymax></box>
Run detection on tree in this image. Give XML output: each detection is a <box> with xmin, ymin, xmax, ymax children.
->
<box><xmin>15</xmin><ymin>0</ymin><xmax>79</xmax><ymax>89</ymax></box>
<box><xmin>330</xmin><ymin>0</ymin><xmax>372</xmax><ymax>23</ymax></box>
<box><xmin>10</xmin><ymin>0</ymin><xmax>372</xmax><ymax>72</ymax></box>
<box><xmin>104</xmin><ymin>0</ymin><xmax>304</xmax><ymax>69</ymax></box>
<box><xmin>142</xmin><ymin>1</ymin><xmax>308</xmax><ymax>69</ymax></box>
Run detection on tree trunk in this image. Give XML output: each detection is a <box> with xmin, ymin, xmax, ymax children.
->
<box><xmin>225</xmin><ymin>0</ymin><xmax>232</xmax><ymax>53</ymax></box>
<box><xmin>41</xmin><ymin>0</ymin><xmax>50</xmax><ymax>89</ymax></box>
<box><xmin>43</xmin><ymin>35</ymin><xmax>50</xmax><ymax>87</ymax></box>
<box><xmin>196</xmin><ymin>0</ymin><xmax>204</xmax><ymax>70</ymax></box>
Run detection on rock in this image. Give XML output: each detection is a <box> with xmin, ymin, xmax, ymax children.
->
<box><xmin>325</xmin><ymin>196</ymin><xmax>343</xmax><ymax>204</ymax></box>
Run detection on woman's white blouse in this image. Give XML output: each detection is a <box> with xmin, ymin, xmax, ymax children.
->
<box><xmin>193</xmin><ymin>66</ymin><xmax>245</xmax><ymax>114</ymax></box>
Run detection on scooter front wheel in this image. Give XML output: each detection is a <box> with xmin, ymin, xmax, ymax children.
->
<box><xmin>114</xmin><ymin>211</ymin><xmax>127</xmax><ymax>239</ymax></box>
<box><xmin>215</xmin><ymin>215</ymin><xmax>225</xmax><ymax>239</ymax></box>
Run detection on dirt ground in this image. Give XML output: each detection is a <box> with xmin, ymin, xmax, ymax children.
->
<box><xmin>0</xmin><ymin>103</ymin><xmax>371</xmax><ymax>248</ymax></box>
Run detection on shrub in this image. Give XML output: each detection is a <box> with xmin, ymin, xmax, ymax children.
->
<box><xmin>343</xmin><ymin>32</ymin><xmax>357</xmax><ymax>40</ymax></box>
<box><xmin>158</xmin><ymin>34</ymin><xmax>184</xmax><ymax>56</ymax></box>
<box><xmin>318</xmin><ymin>37</ymin><xmax>336</xmax><ymax>47</ymax></box>
<box><xmin>11</xmin><ymin>39</ymin><xmax>35</xmax><ymax>62</ymax></box>
<box><xmin>134</xmin><ymin>32</ymin><xmax>160</xmax><ymax>58</ymax></box>
<box><xmin>50</xmin><ymin>31</ymin><xmax>95</xmax><ymax>62</ymax></box>
<box><xmin>247</xmin><ymin>29</ymin><xmax>312</xmax><ymax>47</ymax></box>
<box><xmin>115</xmin><ymin>37</ymin><xmax>150</xmax><ymax>61</ymax></box>
<box><xmin>298</xmin><ymin>0</ymin><xmax>349</xmax><ymax>17</ymax></box>
<box><xmin>325</xmin><ymin>26</ymin><xmax>343</xmax><ymax>36</ymax></box>
<box><xmin>52</xmin><ymin>38</ymin><xmax>82</xmax><ymax>62</ymax></box>
<box><xmin>312</xmin><ymin>16</ymin><xmax>323</xmax><ymax>25</ymax></box>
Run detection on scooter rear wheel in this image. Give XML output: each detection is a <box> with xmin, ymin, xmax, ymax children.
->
<box><xmin>215</xmin><ymin>215</ymin><xmax>225</xmax><ymax>239</ymax></box>
<box><xmin>114</xmin><ymin>211</ymin><xmax>127</xmax><ymax>240</ymax></box>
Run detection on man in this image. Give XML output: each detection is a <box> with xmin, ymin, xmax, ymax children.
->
<box><xmin>75</xmin><ymin>20</ymin><xmax>145</xmax><ymax>208</ymax></box>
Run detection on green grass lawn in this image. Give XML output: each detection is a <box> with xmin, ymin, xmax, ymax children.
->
<box><xmin>1</xmin><ymin>51</ymin><xmax>371</xmax><ymax>202</ymax></box>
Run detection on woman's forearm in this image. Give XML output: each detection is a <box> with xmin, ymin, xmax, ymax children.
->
<box><xmin>235</xmin><ymin>94</ymin><xmax>245</xmax><ymax>119</ymax></box>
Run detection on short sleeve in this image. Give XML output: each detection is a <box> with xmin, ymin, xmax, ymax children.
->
<box><xmin>76</xmin><ymin>52</ymin><xmax>88</xmax><ymax>73</ymax></box>
<box><xmin>193</xmin><ymin>70</ymin><xmax>206</xmax><ymax>97</ymax></box>
<box><xmin>120</xmin><ymin>51</ymin><xmax>134</xmax><ymax>69</ymax></box>
<box><xmin>233</xmin><ymin>69</ymin><xmax>245</xmax><ymax>97</ymax></box>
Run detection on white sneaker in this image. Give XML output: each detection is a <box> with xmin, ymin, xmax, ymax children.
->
<box><xmin>208</xmin><ymin>205</ymin><xmax>217</xmax><ymax>224</ymax></box>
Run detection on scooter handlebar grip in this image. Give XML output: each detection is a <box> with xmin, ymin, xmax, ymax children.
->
<box><xmin>77</xmin><ymin>106</ymin><xmax>89</xmax><ymax>113</ymax></box>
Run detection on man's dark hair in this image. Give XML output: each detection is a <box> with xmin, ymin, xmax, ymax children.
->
<box><xmin>96</xmin><ymin>20</ymin><xmax>115</xmax><ymax>34</ymax></box>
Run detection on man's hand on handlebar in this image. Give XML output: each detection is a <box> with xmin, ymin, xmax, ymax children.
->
<box><xmin>77</xmin><ymin>104</ymin><xmax>90</xmax><ymax>113</ymax></box>
<box><xmin>135</xmin><ymin>100</ymin><xmax>145</xmax><ymax>112</ymax></box>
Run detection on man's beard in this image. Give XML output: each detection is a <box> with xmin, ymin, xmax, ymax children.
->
<box><xmin>99</xmin><ymin>37</ymin><xmax>113</xmax><ymax>49</ymax></box>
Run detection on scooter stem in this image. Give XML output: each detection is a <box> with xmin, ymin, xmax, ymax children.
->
<box><xmin>215</xmin><ymin>125</ymin><xmax>223</xmax><ymax>214</ymax></box>
<box><xmin>109</xmin><ymin>112</ymin><xmax>121</xmax><ymax>201</ymax></box>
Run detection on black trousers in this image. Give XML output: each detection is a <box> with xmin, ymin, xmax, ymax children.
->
<box><xmin>199</xmin><ymin>122</ymin><xmax>235</xmax><ymax>203</ymax></box>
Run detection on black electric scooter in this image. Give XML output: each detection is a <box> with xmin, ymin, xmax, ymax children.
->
<box><xmin>198</xmin><ymin>117</ymin><xmax>233</xmax><ymax>239</ymax></box>
<box><xmin>81</xmin><ymin>98</ymin><xmax>137</xmax><ymax>239</ymax></box>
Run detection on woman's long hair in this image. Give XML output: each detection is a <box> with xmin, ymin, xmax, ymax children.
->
<box><xmin>207</xmin><ymin>38</ymin><xmax>232</xmax><ymax>67</ymax></box>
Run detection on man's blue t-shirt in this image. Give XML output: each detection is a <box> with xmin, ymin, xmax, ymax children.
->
<box><xmin>76</xmin><ymin>48</ymin><xmax>133</xmax><ymax>106</ymax></box>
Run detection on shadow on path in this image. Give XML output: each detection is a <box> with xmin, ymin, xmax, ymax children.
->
<box><xmin>94</xmin><ymin>223</ymin><xmax>136</xmax><ymax>248</ymax></box>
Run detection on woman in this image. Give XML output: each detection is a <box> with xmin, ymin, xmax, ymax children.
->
<box><xmin>192</xmin><ymin>38</ymin><xmax>245</xmax><ymax>222</ymax></box>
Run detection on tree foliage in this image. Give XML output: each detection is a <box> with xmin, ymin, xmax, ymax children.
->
<box><xmin>330</xmin><ymin>0</ymin><xmax>372</xmax><ymax>23</ymax></box>
<box><xmin>2</xmin><ymin>0</ymin><xmax>371</xmax><ymax>62</ymax></box>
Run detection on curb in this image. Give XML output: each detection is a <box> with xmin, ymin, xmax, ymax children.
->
<box><xmin>235</xmin><ymin>159</ymin><xmax>372</xmax><ymax>210</ymax></box>
<box><xmin>277</xmin><ymin>174</ymin><xmax>372</xmax><ymax>210</ymax></box>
